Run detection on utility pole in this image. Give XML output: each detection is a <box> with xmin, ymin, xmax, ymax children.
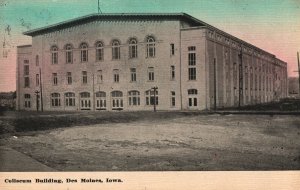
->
<box><xmin>97</xmin><ymin>0</ymin><xmax>102</xmax><ymax>14</ymax></box>
<box><xmin>297</xmin><ymin>52</ymin><xmax>300</xmax><ymax>97</ymax></box>
<box><xmin>294</xmin><ymin>52</ymin><xmax>300</xmax><ymax>97</ymax></box>
<box><xmin>35</xmin><ymin>90</ymin><xmax>40</xmax><ymax>111</ymax></box>
<box><xmin>213</xmin><ymin>58</ymin><xmax>217</xmax><ymax>110</ymax></box>
<box><xmin>39</xmin><ymin>68</ymin><xmax>43</xmax><ymax>112</ymax></box>
<box><xmin>152</xmin><ymin>86</ymin><xmax>158</xmax><ymax>112</ymax></box>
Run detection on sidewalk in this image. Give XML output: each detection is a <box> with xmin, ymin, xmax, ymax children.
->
<box><xmin>0</xmin><ymin>146</ymin><xmax>55</xmax><ymax>171</ymax></box>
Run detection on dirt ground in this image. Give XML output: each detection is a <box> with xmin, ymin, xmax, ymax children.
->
<box><xmin>0</xmin><ymin>112</ymin><xmax>299</xmax><ymax>171</ymax></box>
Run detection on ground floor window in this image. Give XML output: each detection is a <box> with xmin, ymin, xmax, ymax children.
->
<box><xmin>51</xmin><ymin>93</ymin><xmax>61</xmax><ymax>107</ymax></box>
<box><xmin>65</xmin><ymin>92</ymin><xmax>75</xmax><ymax>107</ymax></box>
<box><xmin>95</xmin><ymin>91</ymin><xmax>106</xmax><ymax>110</ymax></box>
<box><xmin>145</xmin><ymin>90</ymin><xmax>158</xmax><ymax>105</ymax></box>
<box><xmin>80</xmin><ymin>92</ymin><xmax>91</xmax><ymax>110</ymax></box>
<box><xmin>188</xmin><ymin>89</ymin><xmax>197</xmax><ymax>107</ymax></box>
<box><xmin>111</xmin><ymin>91</ymin><xmax>123</xmax><ymax>110</ymax></box>
<box><xmin>128</xmin><ymin>91</ymin><xmax>140</xmax><ymax>106</ymax></box>
<box><xmin>171</xmin><ymin>91</ymin><xmax>175</xmax><ymax>107</ymax></box>
<box><xmin>24</xmin><ymin>94</ymin><xmax>31</xmax><ymax>108</ymax></box>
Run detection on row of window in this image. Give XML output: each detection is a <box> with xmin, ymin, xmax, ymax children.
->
<box><xmin>24</xmin><ymin>65</ymin><xmax>176</xmax><ymax>88</ymax></box>
<box><xmin>23</xmin><ymin>89</ymin><xmax>200</xmax><ymax>109</ymax></box>
<box><xmin>49</xmin><ymin>36</ymin><xmax>171</xmax><ymax>64</ymax></box>
<box><xmin>50</xmin><ymin>67</ymin><xmax>175</xmax><ymax>86</ymax></box>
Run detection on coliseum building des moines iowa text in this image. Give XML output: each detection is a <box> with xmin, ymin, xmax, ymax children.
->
<box><xmin>16</xmin><ymin>13</ymin><xmax>288</xmax><ymax>111</ymax></box>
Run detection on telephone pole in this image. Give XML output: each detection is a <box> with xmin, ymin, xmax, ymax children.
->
<box><xmin>294</xmin><ymin>52</ymin><xmax>300</xmax><ymax>97</ymax></box>
<box><xmin>98</xmin><ymin>0</ymin><xmax>102</xmax><ymax>14</ymax></box>
<box><xmin>152</xmin><ymin>86</ymin><xmax>158</xmax><ymax>112</ymax></box>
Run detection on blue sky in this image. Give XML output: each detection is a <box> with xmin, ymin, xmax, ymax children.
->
<box><xmin>0</xmin><ymin>0</ymin><xmax>299</xmax><ymax>91</ymax></box>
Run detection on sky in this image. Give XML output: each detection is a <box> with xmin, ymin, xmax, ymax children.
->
<box><xmin>0</xmin><ymin>0</ymin><xmax>299</xmax><ymax>92</ymax></box>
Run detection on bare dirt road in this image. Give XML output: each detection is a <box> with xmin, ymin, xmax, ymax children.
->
<box><xmin>0</xmin><ymin>113</ymin><xmax>299</xmax><ymax>171</ymax></box>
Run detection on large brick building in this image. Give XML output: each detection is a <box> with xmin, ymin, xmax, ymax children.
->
<box><xmin>16</xmin><ymin>13</ymin><xmax>288</xmax><ymax>111</ymax></box>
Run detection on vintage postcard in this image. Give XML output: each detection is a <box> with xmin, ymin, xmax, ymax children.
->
<box><xmin>0</xmin><ymin>0</ymin><xmax>299</xmax><ymax>189</ymax></box>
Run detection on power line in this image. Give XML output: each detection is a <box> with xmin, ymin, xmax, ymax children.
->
<box><xmin>98</xmin><ymin>0</ymin><xmax>102</xmax><ymax>14</ymax></box>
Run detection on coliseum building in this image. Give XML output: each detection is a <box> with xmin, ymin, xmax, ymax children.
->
<box><xmin>16</xmin><ymin>13</ymin><xmax>288</xmax><ymax>111</ymax></box>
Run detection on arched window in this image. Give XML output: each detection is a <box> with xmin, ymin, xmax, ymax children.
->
<box><xmin>129</xmin><ymin>38</ymin><xmax>137</xmax><ymax>58</ymax></box>
<box><xmin>65</xmin><ymin>92</ymin><xmax>75</xmax><ymax>107</ymax></box>
<box><xmin>112</xmin><ymin>40</ymin><xmax>120</xmax><ymax>60</ymax></box>
<box><xmin>145</xmin><ymin>89</ymin><xmax>158</xmax><ymax>105</ymax></box>
<box><xmin>95</xmin><ymin>41</ymin><xmax>104</xmax><ymax>61</ymax></box>
<box><xmin>51</xmin><ymin>93</ymin><xmax>61</xmax><ymax>107</ymax></box>
<box><xmin>95</xmin><ymin>91</ymin><xmax>106</xmax><ymax>110</ymax></box>
<box><xmin>80</xmin><ymin>92</ymin><xmax>91</xmax><ymax>110</ymax></box>
<box><xmin>36</xmin><ymin>55</ymin><xmax>39</xmax><ymax>66</ymax></box>
<box><xmin>187</xmin><ymin>89</ymin><xmax>197</xmax><ymax>107</ymax></box>
<box><xmin>111</xmin><ymin>91</ymin><xmax>123</xmax><ymax>110</ymax></box>
<box><xmin>65</xmin><ymin>44</ymin><xmax>73</xmax><ymax>64</ymax></box>
<box><xmin>51</xmin><ymin>46</ymin><xmax>58</xmax><ymax>64</ymax></box>
<box><xmin>80</xmin><ymin>43</ymin><xmax>88</xmax><ymax>62</ymax></box>
<box><xmin>146</xmin><ymin>36</ymin><xmax>155</xmax><ymax>58</ymax></box>
<box><xmin>128</xmin><ymin>90</ymin><xmax>140</xmax><ymax>106</ymax></box>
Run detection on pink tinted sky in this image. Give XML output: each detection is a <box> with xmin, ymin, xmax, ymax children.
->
<box><xmin>0</xmin><ymin>0</ymin><xmax>299</xmax><ymax>92</ymax></box>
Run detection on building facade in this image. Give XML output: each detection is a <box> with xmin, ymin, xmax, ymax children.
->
<box><xmin>16</xmin><ymin>13</ymin><xmax>288</xmax><ymax>111</ymax></box>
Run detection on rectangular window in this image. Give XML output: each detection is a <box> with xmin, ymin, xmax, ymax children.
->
<box><xmin>67</xmin><ymin>72</ymin><xmax>72</xmax><ymax>85</ymax></box>
<box><xmin>130</xmin><ymin>68</ymin><xmax>136</xmax><ymax>82</ymax></box>
<box><xmin>170</xmin><ymin>43</ymin><xmax>175</xmax><ymax>55</ymax></box>
<box><xmin>148</xmin><ymin>67</ymin><xmax>154</xmax><ymax>81</ymax></box>
<box><xmin>97</xmin><ymin>70</ymin><xmax>103</xmax><ymax>83</ymax></box>
<box><xmin>66</xmin><ymin>51</ymin><xmax>72</xmax><ymax>63</ymax></box>
<box><xmin>24</xmin><ymin>60</ymin><xmax>29</xmax><ymax>64</ymax></box>
<box><xmin>170</xmin><ymin>66</ymin><xmax>175</xmax><ymax>80</ymax></box>
<box><xmin>82</xmin><ymin>71</ymin><xmax>87</xmax><ymax>84</ymax></box>
<box><xmin>36</xmin><ymin>74</ymin><xmax>40</xmax><ymax>86</ymax></box>
<box><xmin>52</xmin><ymin>73</ymin><xmax>58</xmax><ymax>85</ymax></box>
<box><xmin>188</xmin><ymin>68</ymin><xmax>196</xmax><ymax>80</ymax></box>
<box><xmin>24</xmin><ymin>77</ymin><xmax>30</xmax><ymax>88</ymax></box>
<box><xmin>24</xmin><ymin>65</ymin><xmax>29</xmax><ymax>75</ymax></box>
<box><xmin>188</xmin><ymin>53</ymin><xmax>196</xmax><ymax>66</ymax></box>
<box><xmin>171</xmin><ymin>91</ymin><xmax>175</xmax><ymax>107</ymax></box>
<box><xmin>113</xmin><ymin>69</ymin><xmax>119</xmax><ymax>83</ymax></box>
<box><xmin>188</xmin><ymin>46</ymin><xmax>196</xmax><ymax>51</ymax></box>
<box><xmin>36</xmin><ymin>55</ymin><xmax>39</xmax><ymax>66</ymax></box>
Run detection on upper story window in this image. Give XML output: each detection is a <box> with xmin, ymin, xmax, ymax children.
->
<box><xmin>51</xmin><ymin>45</ymin><xmax>58</xmax><ymax>64</ymax></box>
<box><xmin>36</xmin><ymin>74</ymin><xmax>40</xmax><ymax>86</ymax></box>
<box><xmin>65</xmin><ymin>44</ymin><xmax>73</xmax><ymax>64</ymax></box>
<box><xmin>52</xmin><ymin>73</ymin><xmax>58</xmax><ymax>86</ymax></box>
<box><xmin>170</xmin><ymin>43</ymin><xmax>175</xmax><ymax>56</ymax></box>
<box><xmin>97</xmin><ymin>70</ymin><xmax>103</xmax><ymax>83</ymax></box>
<box><xmin>146</xmin><ymin>36</ymin><xmax>156</xmax><ymax>58</ymax></box>
<box><xmin>82</xmin><ymin>71</ymin><xmax>88</xmax><ymax>84</ymax></box>
<box><xmin>129</xmin><ymin>38</ymin><xmax>138</xmax><ymax>59</ymax></box>
<box><xmin>36</xmin><ymin>55</ymin><xmax>39</xmax><ymax>66</ymax></box>
<box><xmin>112</xmin><ymin>40</ymin><xmax>121</xmax><ymax>60</ymax></box>
<box><xmin>113</xmin><ymin>69</ymin><xmax>119</xmax><ymax>83</ymax></box>
<box><xmin>24</xmin><ymin>65</ymin><xmax>29</xmax><ymax>76</ymax></box>
<box><xmin>80</xmin><ymin>43</ymin><xmax>88</xmax><ymax>62</ymax></box>
<box><xmin>188</xmin><ymin>89</ymin><xmax>198</xmax><ymax>95</ymax></box>
<box><xmin>148</xmin><ymin>67</ymin><xmax>154</xmax><ymax>81</ymax></box>
<box><xmin>170</xmin><ymin>66</ymin><xmax>175</xmax><ymax>80</ymax></box>
<box><xmin>95</xmin><ymin>41</ymin><xmax>104</xmax><ymax>61</ymax></box>
<box><xmin>130</xmin><ymin>68</ymin><xmax>136</xmax><ymax>82</ymax></box>
<box><xmin>67</xmin><ymin>72</ymin><xmax>72</xmax><ymax>85</ymax></box>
